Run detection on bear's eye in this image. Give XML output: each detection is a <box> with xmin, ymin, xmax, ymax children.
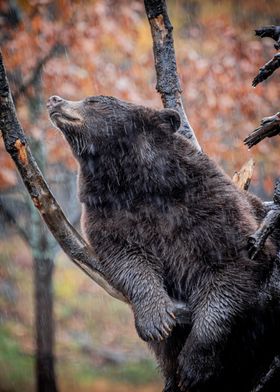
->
<box><xmin>85</xmin><ymin>97</ymin><xmax>99</xmax><ymax>104</ymax></box>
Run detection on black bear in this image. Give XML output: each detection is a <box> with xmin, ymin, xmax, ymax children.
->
<box><xmin>47</xmin><ymin>94</ymin><xmax>280</xmax><ymax>392</ymax></box>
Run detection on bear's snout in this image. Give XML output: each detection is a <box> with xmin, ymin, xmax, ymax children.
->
<box><xmin>47</xmin><ymin>95</ymin><xmax>64</xmax><ymax>109</ymax></box>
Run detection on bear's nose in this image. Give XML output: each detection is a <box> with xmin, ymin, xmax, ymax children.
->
<box><xmin>47</xmin><ymin>95</ymin><xmax>63</xmax><ymax>108</ymax></box>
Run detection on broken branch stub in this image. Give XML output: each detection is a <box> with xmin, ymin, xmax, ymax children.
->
<box><xmin>144</xmin><ymin>0</ymin><xmax>201</xmax><ymax>151</ymax></box>
<box><xmin>232</xmin><ymin>159</ymin><xmax>255</xmax><ymax>191</ymax></box>
<box><xmin>252</xmin><ymin>53</ymin><xmax>280</xmax><ymax>87</ymax></box>
<box><xmin>244</xmin><ymin>112</ymin><xmax>280</xmax><ymax>148</ymax></box>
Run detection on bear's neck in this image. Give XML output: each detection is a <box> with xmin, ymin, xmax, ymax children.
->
<box><xmin>78</xmin><ymin>140</ymin><xmax>133</xmax><ymax>210</ymax></box>
<box><xmin>77</xmin><ymin>137</ymin><xmax>197</xmax><ymax>212</ymax></box>
<box><xmin>76</xmin><ymin>138</ymin><xmax>225</xmax><ymax>214</ymax></box>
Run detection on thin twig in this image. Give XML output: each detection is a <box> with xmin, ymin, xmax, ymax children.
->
<box><xmin>144</xmin><ymin>0</ymin><xmax>201</xmax><ymax>151</ymax></box>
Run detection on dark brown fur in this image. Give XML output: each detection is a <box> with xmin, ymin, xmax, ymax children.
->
<box><xmin>47</xmin><ymin>95</ymin><xmax>280</xmax><ymax>392</ymax></box>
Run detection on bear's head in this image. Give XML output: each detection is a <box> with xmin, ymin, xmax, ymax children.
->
<box><xmin>46</xmin><ymin>95</ymin><xmax>196</xmax><ymax>208</ymax></box>
<box><xmin>47</xmin><ymin>95</ymin><xmax>181</xmax><ymax>158</ymax></box>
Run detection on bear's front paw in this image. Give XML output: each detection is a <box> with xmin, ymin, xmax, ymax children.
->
<box><xmin>134</xmin><ymin>296</ymin><xmax>178</xmax><ymax>342</ymax></box>
<box><xmin>177</xmin><ymin>341</ymin><xmax>220</xmax><ymax>391</ymax></box>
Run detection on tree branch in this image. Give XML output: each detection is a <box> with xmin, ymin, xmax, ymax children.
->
<box><xmin>144</xmin><ymin>0</ymin><xmax>201</xmax><ymax>151</ymax></box>
<box><xmin>252</xmin><ymin>53</ymin><xmax>280</xmax><ymax>87</ymax></box>
<box><xmin>0</xmin><ymin>51</ymin><xmax>126</xmax><ymax>303</ymax></box>
<box><xmin>246</xmin><ymin>28</ymin><xmax>280</xmax><ymax>389</ymax></box>
<box><xmin>247</xmin><ymin>180</ymin><xmax>280</xmax><ymax>260</ymax></box>
<box><xmin>244</xmin><ymin>112</ymin><xmax>280</xmax><ymax>148</ymax></box>
<box><xmin>255</xmin><ymin>25</ymin><xmax>280</xmax><ymax>50</ymax></box>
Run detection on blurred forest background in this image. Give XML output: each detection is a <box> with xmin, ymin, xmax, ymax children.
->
<box><xmin>1</xmin><ymin>0</ymin><xmax>280</xmax><ymax>391</ymax></box>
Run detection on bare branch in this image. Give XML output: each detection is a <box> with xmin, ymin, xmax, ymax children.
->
<box><xmin>144</xmin><ymin>0</ymin><xmax>201</xmax><ymax>151</ymax></box>
<box><xmin>247</xmin><ymin>181</ymin><xmax>280</xmax><ymax>260</ymax></box>
<box><xmin>255</xmin><ymin>25</ymin><xmax>280</xmax><ymax>50</ymax></box>
<box><xmin>232</xmin><ymin>159</ymin><xmax>255</xmax><ymax>190</ymax></box>
<box><xmin>244</xmin><ymin>112</ymin><xmax>280</xmax><ymax>148</ymax></box>
<box><xmin>0</xmin><ymin>50</ymin><xmax>126</xmax><ymax>303</ymax></box>
<box><xmin>252</xmin><ymin>53</ymin><xmax>280</xmax><ymax>87</ymax></box>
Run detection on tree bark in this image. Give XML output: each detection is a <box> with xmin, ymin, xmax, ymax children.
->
<box><xmin>252</xmin><ymin>25</ymin><xmax>280</xmax><ymax>87</ymax></box>
<box><xmin>144</xmin><ymin>0</ymin><xmax>201</xmax><ymax>151</ymax></box>
<box><xmin>252</xmin><ymin>53</ymin><xmax>280</xmax><ymax>87</ymax></box>
<box><xmin>34</xmin><ymin>252</ymin><xmax>57</xmax><ymax>392</ymax></box>
<box><xmin>248</xmin><ymin>180</ymin><xmax>280</xmax><ymax>260</ymax></box>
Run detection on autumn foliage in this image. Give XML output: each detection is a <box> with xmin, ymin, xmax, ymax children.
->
<box><xmin>1</xmin><ymin>2</ymin><xmax>280</xmax><ymax>391</ymax></box>
<box><xmin>0</xmin><ymin>0</ymin><xmax>280</xmax><ymax>195</ymax></box>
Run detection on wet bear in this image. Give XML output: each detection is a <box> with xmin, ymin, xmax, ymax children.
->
<box><xmin>47</xmin><ymin>95</ymin><xmax>280</xmax><ymax>392</ymax></box>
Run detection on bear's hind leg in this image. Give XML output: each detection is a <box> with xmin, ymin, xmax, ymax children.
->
<box><xmin>149</xmin><ymin>325</ymin><xmax>189</xmax><ymax>392</ymax></box>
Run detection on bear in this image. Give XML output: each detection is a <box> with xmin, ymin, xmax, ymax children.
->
<box><xmin>47</xmin><ymin>94</ymin><xmax>280</xmax><ymax>392</ymax></box>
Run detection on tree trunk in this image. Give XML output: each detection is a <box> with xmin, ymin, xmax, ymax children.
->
<box><xmin>34</xmin><ymin>253</ymin><xmax>57</xmax><ymax>392</ymax></box>
<box><xmin>31</xmin><ymin>201</ymin><xmax>57</xmax><ymax>392</ymax></box>
<box><xmin>27</xmin><ymin>73</ymin><xmax>58</xmax><ymax>392</ymax></box>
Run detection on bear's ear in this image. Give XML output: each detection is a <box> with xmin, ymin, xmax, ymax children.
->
<box><xmin>158</xmin><ymin>109</ymin><xmax>181</xmax><ymax>132</ymax></box>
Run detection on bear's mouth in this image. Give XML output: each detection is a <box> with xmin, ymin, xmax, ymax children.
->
<box><xmin>49</xmin><ymin>109</ymin><xmax>81</xmax><ymax>122</ymax></box>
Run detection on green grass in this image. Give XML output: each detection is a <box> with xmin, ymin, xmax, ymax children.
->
<box><xmin>0</xmin><ymin>325</ymin><xmax>34</xmax><ymax>391</ymax></box>
<box><xmin>59</xmin><ymin>356</ymin><xmax>159</xmax><ymax>386</ymax></box>
<box><xmin>104</xmin><ymin>360</ymin><xmax>160</xmax><ymax>385</ymax></box>
<box><xmin>0</xmin><ymin>325</ymin><xmax>159</xmax><ymax>391</ymax></box>
<box><xmin>0</xmin><ymin>239</ymin><xmax>160</xmax><ymax>391</ymax></box>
